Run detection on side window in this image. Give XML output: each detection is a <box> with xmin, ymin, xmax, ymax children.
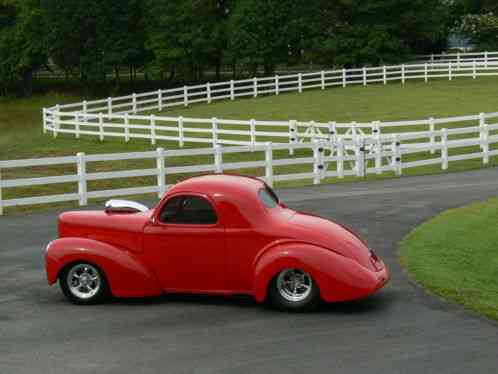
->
<box><xmin>258</xmin><ymin>188</ymin><xmax>279</xmax><ymax>208</ymax></box>
<box><xmin>159</xmin><ymin>195</ymin><xmax>217</xmax><ymax>225</ymax></box>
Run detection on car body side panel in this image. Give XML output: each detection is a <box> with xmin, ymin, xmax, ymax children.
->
<box><xmin>253</xmin><ymin>241</ymin><xmax>389</xmax><ymax>303</ymax></box>
<box><xmin>45</xmin><ymin>237</ymin><xmax>162</xmax><ymax>298</ymax></box>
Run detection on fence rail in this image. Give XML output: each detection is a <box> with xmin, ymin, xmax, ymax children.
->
<box><xmin>2</xmin><ymin>57</ymin><xmax>496</xmax><ymax>214</ymax></box>
<box><xmin>3</xmin><ymin>122</ymin><xmax>498</xmax><ymax>214</ymax></box>
<box><xmin>44</xmin><ymin>61</ymin><xmax>498</xmax><ymax>147</ymax></box>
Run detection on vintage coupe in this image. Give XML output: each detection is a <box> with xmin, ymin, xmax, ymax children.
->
<box><xmin>45</xmin><ymin>174</ymin><xmax>388</xmax><ymax>311</ymax></box>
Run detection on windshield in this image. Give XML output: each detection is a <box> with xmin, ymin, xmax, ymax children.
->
<box><xmin>258</xmin><ymin>186</ymin><xmax>279</xmax><ymax>208</ymax></box>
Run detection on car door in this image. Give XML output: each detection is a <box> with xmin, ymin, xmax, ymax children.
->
<box><xmin>143</xmin><ymin>193</ymin><xmax>226</xmax><ymax>292</ymax></box>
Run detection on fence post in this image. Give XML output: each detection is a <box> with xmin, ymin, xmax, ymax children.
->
<box><xmin>401</xmin><ymin>64</ymin><xmax>406</xmax><ymax>85</ymax></box>
<box><xmin>298</xmin><ymin>73</ymin><xmax>303</xmax><ymax>93</ymax></box>
<box><xmin>76</xmin><ymin>152</ymin><xmax>87</xmax><ymax>206</ymax></box>
<box><xmin>184</xmin><ymin>86</ymin><xmax>189</xmax><ymax>107</ymax></box>
<box><xmin>289</xmin><ymin>120</ymin><xmax>297</xmax><ymax>156</ymax></box>
<box><xmin>83</xmin><ymin>100</ymin><xmax>88</xmax><ymax>115</ymax></box>
<box><xmin>374</xmin><ymin>121</ymin><xmax>382</xmax><ymax>174</ymax></box>
<box><xmin>107</xmin><ymin>97</ymin><xmax>112</xmax><ymax>115</ymax></box>
<box><xmin>337</xmin><ymin>137</ymin><xmax>344</xmax><ymax>179</ymax></box>
<box><xmin>212</xmin><ymin>117</ymin><xmax>218</xmax><ymax>146</ymax></box>
<box><xmin>53</xmin><ymin>104</ymin><xmax>60</xmax><ymax>138</ymax></box>
<box><xmin>132</xmin><ymin>93</ymin><xmax>137</xmax><ymax>114</ymax></box>
<box><xmin>0</xmin><ymin>167</ymin><xmax>3</xmax><ymax>216</ymax></box>
<box><xmin>158</xmin><ymin>90</ymin><xmax>163</xmax><ymax>111</ymax></box>
<box><xmin>485</xmin><ymin>51</ymin><xmax>489</xmax><ymax>68</ymax></box>
<box><xmin>449</xmin><ymin>62</ymin><xmax>453</xmax><ymax>81</ymax></box>
<box><xmin>253</xmin><ymin>77</ymin><xmax>258</xmax><ymax>97</ymax></box>
<box><xmin>75</xmin><ymin>112</ymin><xmax>80</xmax><ymax>139</ymax></box>
<box><xmin>42</xmin><ymin>108</ymin><xmax>48</xmax><ymax>134</ymax></box>
<box><xmin>178</xmin><ymin>116</ymin><xmax>184</xmax><ymax>147</ymax></box>
<box><xmin>214</xmin><ymin>145</ymin><xmax>223</xmax><ymax>173</ymax></box>
<box><xmin>424</xmin><ymin>63</ymin><xmax>428</xmax><ymax>83</ymax></box>
<box><xmin>441</xmin><ymin>128</ymin><xmax>448</xmax><ymax>170</ymax></box>
<box><xmin>429</xmin><ymin>117</ymin><xmax>436</xmax><ymax>155</ymax></box>
<box><xmin>313</xmin><ymin>140</ymin><xmax>324</xmax><ymax>185</ymax></box>
<box><xmin>383</xmin><ymin>66</ymin><xmax>387</xmax><ymax>85</ymax></box>
<box><xmin>457</xmin><ymin>52</ymin><xmax>461</xmax><ymax>69</ymax></box>
<box><xmin>265</xmin><ymin>142</ymin><xmax>274</xmax><ymax>187</ymax></box>
<box><xmin>482</xmin><ymin>123</ymin><xmax>489</xmax><ymax>165</ymax></box>
<box><xmin>99</xmin><ymin>113</ymin><xmax>104</xmax><ymax>141</ymax></box>
<box><xmin>321</xmin><ymin>71</ymin><xmax>325</xmax><ymax>90</ymax></box>
<box><xmin>156</xmin><ymin>148</ymin><xmax>166</xmax><ymax>198</ymax></box>
<box><xmin>124</xmin><ymin>113</ymin><xmax>130</xmax><ymax>143</ymax></box>
<box><xmin>473</xmin><ymin>60</ymin><xmax>477</xmax><ymax>79</ymax></box>
<box><xmin>363</xmin><ymin>67</ymin><xmax>367</xmax><ymax>86</ymax></box>
<box><xmin>328</xmin><ymin>121</ymin><xmax>337</xmax><ymax>143</ymax></box>
<box><xmin>207</xmin><ymin>83</ymin><xmax>212</xmax><ymax>104</ymax></box>
<box><xmin>250</xmin><ymin>119</ymin><xmax>256</xmax><ymax>150</ymax></box>
<box><xmin>355</xmin><ymin>137</ymin><xmax>365</xmax><ymax>177</ymax></box>
<box><xmin>342</xmin><ymin>68</ymin><xmax>347</xmax><ymax>87</ymax></box>
<box><xmin>392</xmin><ymin>134</ymin><xmax>402</xmax><ymax>176</ymax></box>
<box><xmin>479</xmin><ymin>112</ymin><xmax>485</xmax><ymax>128</ymax></box>
<box><xmin>275</xmin><ymin>75</ymin><xmax>279</xmax><ymax>96</ymax></box>
<box><xmin>479</xmin><ymin>112</ymin><xmax>487</xmax><ymax>156</ymax></box>
<box><xmin>230</xmin><ymin>80</ymin><xmax>235</xmax><ymax>100</ymax></box>
<box><xmin>150</xmin><ymin>114</ymin><xmax>156</xmax><ymax>145</ymax></box>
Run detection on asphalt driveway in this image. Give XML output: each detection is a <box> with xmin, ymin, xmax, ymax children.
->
<box><xmin>1</xmin><ymin>168</ymin><xmax>498</xmax><ymax>374</ymax></box>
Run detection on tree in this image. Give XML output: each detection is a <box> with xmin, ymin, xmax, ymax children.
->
<box><xmin>226</xmin><ymin>0</ymin><xmax>297</xmax><ymax>75</ymax></box>
<box><xmin>44</xmin><ymin>0</ymin><xmax>146</xmax><ymax>91</ymax></box>
<box><xmin>145</xmin><ymin>0</ymin><xmax>232</xmax><ymax>82</ymax></box>
<box><xmin>309</xmin><ymin>0</ymin><xmax>450</xmax><ymax>67</ymax></box>
<box><xmin>453</xmin><ymin>0</ymin><xmax>498</xmax><ymax>50</ymax></box>
<box><xmin>0</xmin><ymin>0</ymin><xmax>47</xmax><ymax>96</ymax></box>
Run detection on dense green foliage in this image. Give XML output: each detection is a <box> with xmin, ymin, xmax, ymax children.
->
<box><xmin>0</xmin><ymin>0</ymin><xmax>492</xmax><ymax>96</ymax></box>
<box><xmin>401</xmin><ymin>198</ymin><xmax>498</xmax><ymax>321</ymax></box>
<box><xmin>452</xmin><ymin>0</ymin><xmax>498</xmax><ymax>50</ymax></box>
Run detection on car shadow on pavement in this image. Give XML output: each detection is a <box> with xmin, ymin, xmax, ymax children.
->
<box><xmin>107</xmin><ymin>291</ymin><xmax>393</xmax><ymax>315</ymax></box>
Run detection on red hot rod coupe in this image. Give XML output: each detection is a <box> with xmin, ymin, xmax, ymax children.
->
<box><xmin>45</xmin><ymin>174</ymin><xmax>388</xmax><ymax>311</ymax></box>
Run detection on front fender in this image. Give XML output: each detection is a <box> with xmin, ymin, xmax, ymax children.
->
<box><xmin>45</xmin><ymin>238</ymin><xmax>162</xmax><ymax>298</ymax></box>
<box><xmin>253</xmin><ymin>241</ymin><xmax>387</xmax><ymax>303</ymax></box>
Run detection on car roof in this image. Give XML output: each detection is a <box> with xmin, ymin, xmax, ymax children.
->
<box><xmin>167</xmin><ymin>174</ymin><xmax>266</xmax><ymax>198</ymax></box>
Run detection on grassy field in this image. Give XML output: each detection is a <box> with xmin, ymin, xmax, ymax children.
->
<box><xmin>400</xmin><ymin>199</ymin><xmax>498</xmax><ymax>321</ymax></box>
<box><xmin>2</xmin><ymin>77</ymin><xmax>498</xmax><ymax>214</ymax></box>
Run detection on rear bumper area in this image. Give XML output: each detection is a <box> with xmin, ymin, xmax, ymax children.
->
<box><xmin>320</xmin><ymin>257</ymin><xmax>390</xmax><ymax>303</ymax></box>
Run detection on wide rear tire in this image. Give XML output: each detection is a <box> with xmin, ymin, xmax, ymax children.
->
<box><xmin>267</xmin><ymin>268</ymin><xmax>321</xmax><ymax>312</ymax></box>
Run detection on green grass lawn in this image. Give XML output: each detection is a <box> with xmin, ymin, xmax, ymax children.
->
<box><xmin>400</xmin><ymin>198</ymin><xmax>498</xmax><ymax>321</ymax></box>
<box><xmin>2</xmin><ymin>77</ymin><xmax>498</xmax><ymax>214</ymax></box>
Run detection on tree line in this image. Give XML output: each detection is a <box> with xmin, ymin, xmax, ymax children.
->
<box><xmin>0</xmin><ymin>0</ymin><xmax>494</xmax><ymax>96</ymax></box>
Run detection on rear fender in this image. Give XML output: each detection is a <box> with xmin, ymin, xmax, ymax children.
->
<box><xmin>253</xmin><ymin>241</ymin><xmax>380</xmax><ymax>303</ymax></box>
<box><xmin>45</xmin><ymin>238</ymin><xmax>161</xmax><ymax>298</ymax></box>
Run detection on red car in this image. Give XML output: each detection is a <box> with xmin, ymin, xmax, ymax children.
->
<box><xmin>45</xmin><ymin>174</ymin><xmax>388</xmax><ymax>311</ymax></box>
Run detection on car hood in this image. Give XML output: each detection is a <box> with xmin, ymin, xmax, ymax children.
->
<box><xmin>285</xmin><ymin>211</ymin><xmax>376</xmax><ymax>271</ymax></box>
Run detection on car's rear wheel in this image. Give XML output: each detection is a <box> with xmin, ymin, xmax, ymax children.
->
<box><xmin>268</xmin><ymin>268</ymin><xmax>320</xmax><ymax>311</ymax></box>
<box><xmin>59</xmin><ymin>262</ymin><xmax>109</xmax><ymax>305</ymax></box>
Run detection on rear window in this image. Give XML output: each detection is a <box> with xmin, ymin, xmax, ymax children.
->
<box><xmin>259</xmin><ymin>187</ymin><xmax>279</xmax><ymax>208</ymax></box>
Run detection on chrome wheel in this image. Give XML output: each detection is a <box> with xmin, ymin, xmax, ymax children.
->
<box><xmin>66</xmin><ymin>264</ymin><xmax>101</xmax><ymax>300</ymax></box>
<box><xmin>276</xmin><ymin>269</ymin><xmax>313</xmax><ymax>303</ymax></box>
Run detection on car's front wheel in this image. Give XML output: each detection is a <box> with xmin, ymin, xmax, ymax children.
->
<box><xmin>268</xmin><ymin>268</ymin><xmax>320</xmax><ymax>311</ymax></box>
<box><xmin>59</xmin><ymin>262</ymin><xmax>109</xmax><ymax>305</ymax></box>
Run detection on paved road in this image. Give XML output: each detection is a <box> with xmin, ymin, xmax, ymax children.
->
<box><xmin>1</xmin><ymin>169</ymin><xmax>498</xmax><ymax>374</ymax></box>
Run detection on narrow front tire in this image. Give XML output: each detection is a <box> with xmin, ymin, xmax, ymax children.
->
<box><xmin>59</xmin><ymin>262</ymin><xmax>109</xmax><ymax>305</ymax></box>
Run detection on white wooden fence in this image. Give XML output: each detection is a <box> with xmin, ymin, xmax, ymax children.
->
<box><xmin>2</xmin><ymin>59</ymin><xmax>497</xmax><ymax>214</ymax></box>
<box><xmin>44</xmin><ymin>61</ymin><xmax>498</xmax><ymax>148</ymax></box>
<box><xmin>2</xmin><ymin>122</ymin><xmax>498</xmax><ymax>214</ymax></box>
